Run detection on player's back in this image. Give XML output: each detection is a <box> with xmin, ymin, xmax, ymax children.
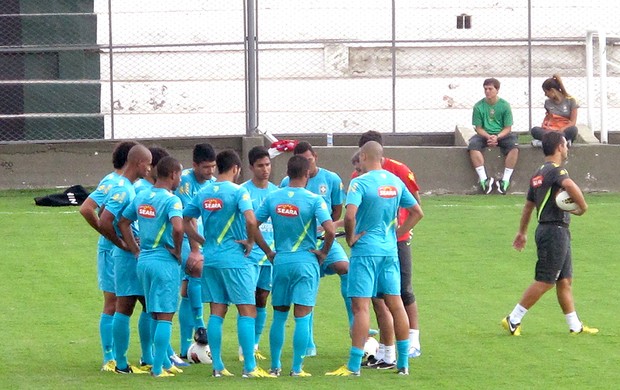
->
<box><xmin>347</xmin><ymin>169</ymin><xmax>409</xmax><ymax>256</ymax></box>
<box><xmin>193</xmin><ymin>181</ymin><xmax>252</xmax><ymax>268</ymax></box>
<box><xmin>89</xmin><ymin>171</ymin><xmax>122</xmax><ymax>249</ymax></box>
<box><xmin>130</xmin><ymin>187</ymin><xmax>183</xmax><ymax>257</ymax></box>
<box><xmin>104</xmin><ymin>176</ymin><xmax>138</xmax><ymax>238</ymax></box>
<box><xmin>258</xmin><ymin>186</ymin><xmax>329</xmax><ymax>264</ymax></box>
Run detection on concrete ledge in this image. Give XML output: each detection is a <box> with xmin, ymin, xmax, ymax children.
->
<box><xmin>455</xmin><ymin>125</ymin><xmax>475</xmax><ymax>146</ymax></box>
<box><xmin>1</xmin><ymin>138</ymin><xmax>619</xmax><ymax>194</ymax></box>
<box><xmin>576</xmin><ymin>124</ymin><xmax>600</xmax><ymax>144</ymax></box>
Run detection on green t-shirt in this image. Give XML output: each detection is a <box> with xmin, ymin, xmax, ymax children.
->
<box><xmin>472</xmin><ymin>97</ymin><xmax>513</xmax><ymax>135</ymax></box>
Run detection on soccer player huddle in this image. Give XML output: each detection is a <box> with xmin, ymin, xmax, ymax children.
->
<box><xmin>80</xmin><ymin>130</ymin><xmax>425</xmax><ymax>379</ymax></box>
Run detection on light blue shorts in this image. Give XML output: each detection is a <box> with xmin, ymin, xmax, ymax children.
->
<box><xmin>271</xmin><ymin>262</ymin><xmax>320</xmax><ymax>307</ymax></box>
<box><xmin>97</xmin><ymin>246</ymin><xmax>115</xmax><ymax>293</ymax></box>
<box><xmin>137</xmin><ymin>255</ymin><xmax>181</xmax><ymax>313</ymax></box>
<box><xmin>256</xmin><ymin>264</ymin><xmax>273</xmax><ymax>291</ymax></box>
<box><xmin>320</xmin><ymin>240</ymin><xmax>349</xmax><ymax>277</ymax></box>
<box><xmin>201</xmin><ymin>266</ymin><xmax>256</xmax><ymax>305</ymax></box>
<box><xmin>113</xmin><ymin>247</ymin><xmax>143</xmax><ymax>297</ymax></box>
<box><xmin>347</xmin><ymin>256</ymin><xmax>401</xmax><ymax>298</ymax></box>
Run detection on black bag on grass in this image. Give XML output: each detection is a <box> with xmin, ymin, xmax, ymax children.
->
<box><xmin>34</xmin><ymin>185</ymin><xmax>90</xmax><ymax>207</ymax></box>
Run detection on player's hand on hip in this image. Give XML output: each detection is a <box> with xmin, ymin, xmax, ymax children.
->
<box><xmin>513</xmin><ymin>233</ymin><xmax>527</xmax><ymax>251</ymax></box>
<box><xmin>236</xmin><ymin>239</ymin><xmax>254</xmax><ymax>256</ymax></box>
<box><xmin>266</xmin><ymin>250</ymin><xmax>276</xmax><ymax>263</ymax></box>
<box><xmin>347</xmin><ymin>231</ymin><xmax>365</xmax><ymax>247</ymax></box>
<box><xmin>310</xmin><ymin>249</ymin><xmax>327</xmax><ymax>265</ymax></box>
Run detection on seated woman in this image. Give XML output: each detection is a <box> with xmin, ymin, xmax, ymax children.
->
<box><xmin>531</xmin><ymin>74</ymin><xmax>579</xmax><ymax>147</ymax></box>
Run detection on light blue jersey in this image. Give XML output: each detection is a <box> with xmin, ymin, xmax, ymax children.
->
<box><xmin>241</xmin><ymin>180</ymin><xmax>278</xmax><ymax>265</ymax></box>
<box><xmin>255</xmin><ymin>187</ymin><xmax>331</xmax><ymax>265</ymax></box>
<box><xmin>88</xmin><ymin>171</ymin><xmax>122</xmax><ymax>251</ymax></box>
<box><xmin>102</xmin><ymin>176</ymin><xmax>138</xmax><ymax>241</ymax></box>
<box><xmin>183</xmin><ymin>181</ymin><xmax>253</xmax><ymax>268</ymax></box>
<box><xmin>122</xmin><ymin>187</ymin><xmax>184</xmax><ymax>258</ymax></box>
<box><xmin>175</xmin><ymin>169</ymin><xmax>215</xmax><ymax>244</ymax></box>
<box><xmin>280</xmin><ymin>167</ymin><xmax>344</xmax><ymax>211</ymax></box>
<box><xmin>346</xmin><ymin>169</ymin><xmax>417</xmax><ymax>257</ymax></box>
<box><xmin>134</xmin><ymin>178</ymin><xmax>153</xmax><ymax>195</ymax></box>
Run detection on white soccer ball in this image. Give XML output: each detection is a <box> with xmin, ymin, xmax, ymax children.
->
<box><xmin>363</xmin><ymin>337</ymin><xmax>379</xmax><ymax>359</ymax></box>
<box><xmin>555</xmin><ymin>189</ymin><xmax>578</xmax><ymax>211</ymax></box>
<box><xmin>187</xmin><ymin>342</ymin><xmax>212</xmax><ymax>364</ymax></box>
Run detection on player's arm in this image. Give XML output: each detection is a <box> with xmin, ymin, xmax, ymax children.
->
<box><xmin>331</xmin><ymin>203</ymin><xmax>343</xmax><ymax>222</ymax></box>
<box><xmin>344</xmin><ymin>204</ymin><xmax>363</xmax><ymax>247</ymax></box>
<box><xmin>79</xmin><ymin>197</ymin><xmax>103</xmax><ymax>233</ymax></box>
<box><xmin>117</xmin><ymin>216</ymin><xmax>139</xmax><ymax>257</ymax></box>
<box><xmin>319</xmin><ymin>219</ymin><xmax>335</xmax><ymax>257</ymax></box>
<box><xmin>561</xmin><ymin>178</ymin><xmax>587</xmax><ymax>216</ymax></box>
<box><xmin>183</xmin><ymin>216</ymin><xmax>205</xmax><ymax>246</ymax></box>
<box><xmin>243</xmin><ymin>209</ymin><xmax>274</xmax><ymax>259</ymax></box>
<box><xmin>396</xmin><ymin>204</ymin><xmax>423</xmax><ymax>238</ymax></box>
<box><xmin>99</xmin><ymin>209</ymin><xmax>127</xmax><ymax>251</ymax></box>
<box><xmin>513</xmin><ymin>200</ymin><xmax>535</xmax><ymax>251</ymax></box>
<box><xmin>170</xmin><ymin>216</ymin><xmax>184</xmax><ymax>264</ymax></box>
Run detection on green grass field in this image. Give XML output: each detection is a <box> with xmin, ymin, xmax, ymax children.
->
<box><xmin>1</xmin><ymin>190</ymin><xmax>619</xmax><ymax>389</ymax></box>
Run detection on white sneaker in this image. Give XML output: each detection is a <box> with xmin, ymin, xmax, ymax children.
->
<box><xmin>408</xmin><ymin>347</ymin><xmax>421</xmax><ymax>358</ymax></box>
<box><xmin>170</xmin><ymin>354</ymin><xmax>190</xmax><ymax>367</ymax></box>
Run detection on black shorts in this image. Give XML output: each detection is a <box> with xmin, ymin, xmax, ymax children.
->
<box><xmin>534</xmin><ymin>223</ymin><xmax>572</xmax><ymax>283</ymax></box>
<box><xmin>467</xmin><ymin>133</ymin><xmax>519</xmax><ymax>155</ymax></box>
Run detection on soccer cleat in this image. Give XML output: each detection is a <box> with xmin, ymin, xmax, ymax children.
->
<box><xmin>213</xmin><ymin>368</ymin><xmax>235</xmax><ymax>377</ymax></box>
<box><xmin>139</xmin><ymin>361</ymin><xmax>152</xmax><ymax>371</ymax></box>
<box><xmin>375</xmin><ymin>360</ymin><xmax>396</xmax><ymax>370</ymax></box>
<box><xmin>501</xmin><ymin>316</ymin><xmax>522</xmax><ymax>336</ymax></box>
<box><xmin>242</xmin><ymin>366</ymin><xmax>276</xmax><ymax>378</ymax></box>
<box><xmin>254</xmin><ymin>350</ymin><xmax>267</xmax><ymax>360</ymax></box>
<box><xmin>101</xmin><ymin>360</ymin><xmax>116</xmax><ymax>372</ymax></box>
<box><xmin>170</xmin><ymin>354</ymin><xmax>190</xmax><ymax>367</ymax></box>
<box><xmin>368</xmin><ymin>329</ymin><xmax>379</xmax><ymax>337</ymax></box>
<box><xmin>480</xmin><ymin>177</ymin><xmax>495</xmax><ymax>194</ymax></box>
<box><xmin>408</xmin><ymin>347</ymin><xmax>421</xmax><ymax>358</ymax></box>
<box><xmin>496</xmin><ymin>180</ymin><xmax>510</xmax><ymax>195</ymax></box>
<box><xmin>290</xmin><ymin>369</ymin><xmax>312</xmax><ymax>377</ymax></box>
<box><xmin>269</xmin><ymin>368</ymin><xmax>282</xmax><ymax>377</ymax></box>
<box><xmin>570</xmin><ymin>325</ymin><xmax>599</xmax><ymax>335</ymax></box>
<box><xmin>531</xmin><ymin>139</ymin><xmax>543</xmax><ymax>147</ymax></box>
<box><xmin>397</xmin><ymin>367</ymin><xmax>409</xmax><ymax>376</ymax></box>
<box><xmin>167</xmin><ymin>365</ymin><xmax>183</xmax><ymax>374</ymax></box>
<box><xmin>114</xmin><ymin>365</ymin><xmax>149</xmax><ymax>374</ymax></box>
<box><xmin>325</xmin><ymin>365</ymin><xmax>360</xmax><ymax>377</ymax></box>
<box><xmin>151</xmin><ymin>370</ymin><xmax>175</xmax><ymax>378</ymax></box>
<box><xmin>194</xmin><ymin>327</ymin><xmax>208</xmax><ymax>345</ymax></box>
<box><xmin>305</xmin><ymin>346</ymin><xmax>317</xmax><ymax>357</ymax></box>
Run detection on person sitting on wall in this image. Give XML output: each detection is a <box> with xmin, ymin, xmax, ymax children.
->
<box><xmin>530</xmin><ymin>74</ymin><xmax>579</xmax><ymax>148</ymax></box>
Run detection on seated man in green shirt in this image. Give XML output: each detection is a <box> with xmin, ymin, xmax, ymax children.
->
<box><xmin>468</xmin><ymin>78</ymin><xmax>519</xmax><ymax>195</ymax></box>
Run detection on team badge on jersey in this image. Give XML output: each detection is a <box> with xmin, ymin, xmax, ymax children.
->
<box><xmin>319</xmin><ymin>184</ymin><xmax>327</xmax><ymax>195</ymax></box>
<box><xmin>378</xmin><ymin>185</ymin><xmax>398</xmax><ymax>198</ymax></box>
<box><xmin>138</xmin><ymin>204</ymin><xmax>156</xmax><ymax>218</ymax></box>
<box><xmin>203</xmin><ymin>198</ymin><xmax>223</xmax><ymax>211</ymax></box>
<box><xmin>276</xmin><ymin>203</ymin><xmax>299</xmax><ymax>217</ymax></box>
<box><xmin>531</xmin><ymin>175</ymin><xmax>543</xmax><ymax>188</ymax></box>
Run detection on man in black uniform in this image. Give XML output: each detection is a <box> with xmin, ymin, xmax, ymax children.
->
<box><xmin>501</xmin><ymin>131</ymin><xmax>598</xmax><ymax>336</ymax></box>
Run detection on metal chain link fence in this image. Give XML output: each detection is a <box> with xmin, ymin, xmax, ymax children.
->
<box><xmin>1</xmin><ymin>0</ymin><xmax>618</xmax><ymax>143</ymax></box>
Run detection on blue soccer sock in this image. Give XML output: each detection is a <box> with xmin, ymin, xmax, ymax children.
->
<box><xmin>292</xmin><ymin>313</ymin><xmax>311</xmax><ymax>373</ymax></box>
<box><xmin>269</xmin><ymin>310</ymin><xmax>288</xmax><ymax>370</ymax></box>
<box><xmin>339</xmin><ymin>273</ymin><xmax>354</xmax><ymax>328</ymax></box>
<box><xmin>396</xmin><ymin>339</ymin><xmax>410</xmax><ymax>370</ymax></box>
<box><xmin>112</xmin><ymin>312</ymin><xmax>131</xmax><ymax>370</ymax></box>
<box><xmin>152</xmin><ymin>320</ymin><xmax>172</xmax><ymax>375</ymax></box>
<box><xmin>306</xmin><ymin>310</ymin><xmax>316</xmax><ymax>351</ymax></box>
<box><xmin>188</xmin><ymin>277</ymin><xmax>205</xmax><ymax>329</ymax></box>
<box><xmin>238</xmin><ymin>315</ymin><xmax>257</xmax><ymax>372</ymax></box>
<box><xmin>207</xmin><ymin>315</ymin><xmax>225</xmax><ymax>371</ymax></box>
<box><xmin>178</xmin><ymin>296</ymin><xmax>194</xmax><ymax>357</ymax></box>
<box><xmin>347</xmin><ymin>346</ymin><xmax>364</xmax><ymax>373</ymax></box>
<box><xmin>255</xmin><ymin>307</ymin><xmax>267</xmax><ymax>347</ymax></box>
<box><xmin>138</xmin><ymin>311</ymin><xmax>153</xmax><ymax>365</ymax></box>
<box><xmin>100</xmin><ymin>313</ymin><xmax>115</xmax><ymax>363</ymax></box>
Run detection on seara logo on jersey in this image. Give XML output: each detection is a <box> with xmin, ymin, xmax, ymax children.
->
<box><xmin>378</xmin><ymin>185</ymin><xmax>397</xmax><ymax>198</ymax></box>
<box><xmin>203</xmin><ymin>198</ymin><xmax>223</xmax><ymax>211</ymax></box>
<box><xmin>531</xmin><ymin>175</ymin><xmax>543</xmax><ymax>188</ymax></box>
<box><xmin>276</xmin><ymin>203</ymin><xmax>299</xmax><ymax>217</ymax></box>
<box><xmin>138</xmin><ymin>205</ymin><xmax>156</xmax><ymax>218</ymax></box>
